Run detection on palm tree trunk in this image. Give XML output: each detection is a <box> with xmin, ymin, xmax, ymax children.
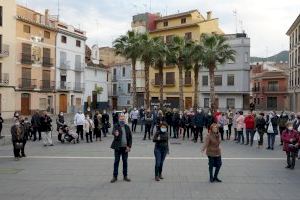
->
<box><xmin>159</xmin><ymin>65</ymin><xmax>164</xmax><ymax>108</ymax></box>
<box><xmin>132</xmin><ymin>60</ymin><xmax>137</xmax><ymax>108</ymax></box>
<box><xmin>193</xmin><ymin>65</ymin><xmax>199</xmax><ymax>110</ymax></box>
<box><xmin>209</xmin><ymin>66</ymin><xmax>216</xmax><ymax>113</ymax></box>
<box><xmin>144</xmin><ymin>63</ymin><xmax>150</xmax><ymax>109</ymax></box>
<box><xmin>178</xmin><ymin>65</ymin><xmax>184</xmax><ymax>111</ymax></box>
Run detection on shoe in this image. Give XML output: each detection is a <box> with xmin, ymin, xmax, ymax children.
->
<box><xmin>271</xmin><ymin>148</ymin><xmax>274</xmax><ymax>150</ymax></box>
<box><xmin>285</xmin><ymin>165</ymin><xmax>291</xmax><ymax>169</ymax></box>
<box><xmin>14</xmin><ymin>157</ymin><xmax>19</xmax><ymax>161</ymax></box>
<box><xmin>123</xmin><ymin>176</ymin><xmax>131</xmax><ymax>182</ymax></box>
<box><xmin>266</xmin><ymin>147</ymin><xmax>270</xmax><ymax>150</ymax></box>
<box><xmin>22</xmin><ymin>154</ymin><xmax>26</xmax><ymax>157</ymax></box>
<box><xmin>209</xmin><ymin>178</ymin><xmax>214</xmax><ymax>183</ymax></box>
<box><xmin>43</xmin><ymin>144</ymin><xmax>47</xmax><ymax>147</ymax></box>
<box><xmin>214</xmin><ymin>178</ymin><xmax>222</xmax><ymax>182</ymax></box>
<box><xmin>290</xmin><ymin>166</ymin><xmax>295</xmax><ymax>170</ymax></box>
<box><xmin>49</xmin><ymin>144</ymin><xmax>54</xmax><ymax>146</ymax></box>
<box><xmin>155</xmin><ymin>176</ymin><xmax>160</xmax><ymax>181</ymax></box>
<box><xmin>110</xmin><ymin>177</ymin><xmax>117</xmax><ymax>183</ymax></box>
<box><xmin>159</xmin><ymin>175</ymin><xmax>164</xmax><ymax>179</ymax></box>
<box><xmin>143</xmin><ymin>138</ymin><xmax>146</xmax><ymax>140</ymax></box>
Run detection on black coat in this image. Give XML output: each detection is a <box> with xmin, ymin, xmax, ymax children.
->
<box><xmin>40</xmin><ymin>115</ymin><xmax>52</xmax><ymax>132</ymax></box>
<box><xmin>11</xmin><ymin>125</ymin><xmax>25</xmax><ymax>142</ymax></box>
<box><xmin>111</xmin><ymin>124</ymin><xmax>132</xmax><ymax>150</ymax></box>
<box><xmin>31</xmin><ymin>113</ymin><xmax>41</xmax><ymax>128</ymax></box>
<box><xmin>165</xmin><ymin>112</ymin><xmax>173</xmax><ymax>126</ymax></box>
<box><xmin>112</xmin><ymin>112</ymin><xmax>119</xmax><ymax>125</ymax></box>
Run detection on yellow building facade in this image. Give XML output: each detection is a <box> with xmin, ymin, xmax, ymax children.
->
<box><xmin>16</xmin><ymin>5</ymin><xmax>57</xmax><ymax>115</ymax></box>
<box><xmin>149</xmin><ymin>10</ymin><xmax>223</xmax><ymax>109</ymax></box>
<box><xmin>0</xmin><ymin>0</ymin><xmax>17</xmax><ymax>118</ymax></box>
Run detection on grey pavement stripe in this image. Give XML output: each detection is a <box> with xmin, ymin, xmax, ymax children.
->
<box><xmin>0</xmin><ymin>156</ymin><xmax>286</xmax><ymax>160</ymax></box>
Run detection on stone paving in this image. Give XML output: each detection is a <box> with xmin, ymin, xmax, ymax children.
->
<box><xmin>0</xmin><ymin>124</ymin><xmax>300</xmax><ymax>200</ymax></box>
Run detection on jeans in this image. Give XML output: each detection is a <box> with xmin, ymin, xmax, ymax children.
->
<box><xmin>131</xmin><ymin>119</ymin><xmax>138</xmax><ymax>132</ymax></box>
<box><xmin>12</xmin><ymin>141</ymin><xmax>21</xmax><ymax>157</ymax></box>
<box><xmin>279</xmin><ymin>127</ymin><xmax>285</xmax><ymax>145</ymax></box>
<box><xmin>237</xmin><ymin>130</ymin><xmax>244</xmax><ymax>144</ymax></box>
<box><xmin>208</xmin><ymin>156</ymin><xmax>222</xmax><ymax>180</ymax></box>
<box><xmin>102</xmin><ymin>124</ymin><xmax>109</xmax><ymax>137</ymax></box>
<box><xmin>194</xmin><ymin>126</ymin><xmax>204</xmax><ymax>142</ymax></box>
<box><xmin>245</xmin><ymin>129</ymin><xmax>254</xmax><ymax>145</ymax></box>
<box><xmin>173</xmin><ymin>126</ymin><xmax>179</xmax><ymax>138</ymax></box>
<box><xmin>286</xmin><ymin>151</ymin><xmax>297</xmax><ymax>168</ymax></box>
<box><xmin>267</xmin><ymin>134</ymin><xmax>276</xmax><ymax>149</ymax></box>
<box><xmin>140</xmin><ymin>119</ymin><xmax>144</xmax><ymax>132</ymax></box>
<box><xmin>32</xmin><ymin>127</ymin><xmax>41</xmax><ymax>141</ymax></box>
<box><xmin>234</xmin><ymin>128</ymin><xmax>237</xmax><ymax>140</ymax></box>
<box><xmin>258</xmin><ymin>130</ymin><xmax>264</xmax><ymax>146</ymax></box>
<box><xmin>144</xmin><ymin>124</ymin><xmax>151</xmax><ymax>139</ymax></box>
<box><xmin>154</xmin><ymin>146</ymin><xmax>168</xmax><ymax>177</ymax></box>
<box><xmin>86</xmin><ymin>130</ymin><xmax>93</xmax><ymax>142</ymax></box>
<box><xmin>183</xmin><ymin>126</ymin><xmax>190</xmax><ymax>139</ymax></box>
<box><xmin>219</xmin><ymin>127</ymin><xmax>224</xmax><ymax>141</ymax></box>
<box><xmin>21</xmin><ymin>140</ymin><xmax>26</xmax><ymax>156</ymax></box>
<box><xmin>113</xmin><ymin>147</ymin><xmax>128</xmax><ymax>177</ymax></box>
<box><xmin>76</xmin><ymin>125</ymin><xmax>84</xmax><ymax>141</ymax></box>
<box><xmin>42</xmin><ymin>131</ymin><xmax>53</xmax><ymax>145</ymax></box>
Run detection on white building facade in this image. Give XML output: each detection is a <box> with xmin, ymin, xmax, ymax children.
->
<box><xmin>199</xmin><ymin>33</ymin><xmax>251</xmax><ymax>111</ymax></box>
<box><xmin>55</xmin><ymin>22</ymin><xmax>87</xmax><ymax>113</ymax></box>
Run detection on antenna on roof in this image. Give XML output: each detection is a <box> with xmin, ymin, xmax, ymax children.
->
<box><xmin>57</xmin><ymin>0</ymin><xmax>60</xmax><ymax>21</ymax></box>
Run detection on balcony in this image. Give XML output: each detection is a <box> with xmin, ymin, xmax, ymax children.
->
<box><xmin>20</xmin><ymin>53</ymin><xmax>34</xmax><ymax>64</ymax></box>
<box><xmin>136</xmin><ymin>70</ymin><xmax>145</xmax><ymax>78</ymax></box>
<box><xmin>73</xmin><ymin>82</ymin><xmax>85</xmax><ymax>92</ymax></box>
<box><xmin>151</xmin><ymin>79</ymin><xmax>176</xmax><ymax>87</ymax></box>
<box><xmin>74</xmin><ymin>63</ymin><xmax>85</xmax><ymax>72</ymax></box>
<box><xmin>252</xmin><ymin>87</ymin><xmax>261</xmax><ymax>92</ymax></box>
<box><xmin>57</xmin><ymin>81</ymin><xmax>71</xmax><ymax>91</ymax></box>
<box><xmin>184</xmin><ymin>78</ymin><xmax>193</xmax><ymax>86</ymax></box>
<box><xmin>18</xmin><ymin>78</ymin><xmax>37</xmax><ymax>90</ymax></box>
<box><xmin>40</xmin><ymin>80</ymin><xmax>55</xmax><ymax>91</ymax></box>
<box><xmin>0</xmin><ymin>44</ymin><xmax>9</xmax><ymax>57</ymax></box>
<box><xmin>58</xmin><ymin>61</ymin><xmax>71</xmax><ymax>70</ymax></box>
<box><xmin>42</xmin><ymin>57</ymin><xmax>54</xmax><ymax>67</ymax></box>
<box><xmin>0</xmin><ymin>73</ymin><xmax>9</xmax><ymax>86</ymax></box>
<box><xmin>263</xmin><ymin>86</ymin><xmax>287</xmax><ymax>93</ymax></box>
<box><xmin>130</xmin><ymin>87</ymin><xmax>145</xmax><ymax>93</ymax></box>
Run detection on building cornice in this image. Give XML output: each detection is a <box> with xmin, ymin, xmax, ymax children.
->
<box><xmin>16</xmin><ymin>15</ymin><xmax>57</xmax><ymax>31</ymax></box>
<box><xmin>57</xmin><ymin>28</ymin><xmax>87</xmax><ymax>41</ymax></box>
<box><xmin>286</xmin><ymin>14</ymin><xmax>300</xmax><ymax>35</ymax></box>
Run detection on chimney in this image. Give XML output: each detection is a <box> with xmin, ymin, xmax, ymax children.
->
<box><xmin>207</xmin><ymin>11</ymin><xmax>212</xmax><ymax>20</ymax></box>
<box><xmin>45</xmin><ymin>9</ymin><xmax>49</xmax><ymax>25</ymax></box>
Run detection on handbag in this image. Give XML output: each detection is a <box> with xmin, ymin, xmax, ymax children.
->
<box><xmin>267</xmin><ymin>123</ymin><xmax>274</xmax><ymax>134</ymax></box>
<box><xmin>253</xmin><ymin>131</ymin><xmax>259</xmax><ymax>141</ymax></box>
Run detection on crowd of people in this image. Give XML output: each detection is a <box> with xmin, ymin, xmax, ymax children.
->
<box><xmin>6</xmin><ymin>105</ymin><xmax>300</xmax><ymax>182</ymax></box>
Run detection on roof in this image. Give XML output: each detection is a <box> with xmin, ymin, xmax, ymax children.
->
<box><xmin>155</xmin><ymin>9</ymin><xmax>198</xmax><ymax>21</ymax></box>
<box><xmin>286</xmin><ymin>14</ymin><xmax>300</xmax><ymax>35</ymax></box>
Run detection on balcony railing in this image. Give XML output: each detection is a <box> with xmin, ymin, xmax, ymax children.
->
<box><xmin>57</xmin><ymin>81</ymin><xmax>71</xmax><ymax>91</ymax></box>
<box><xmin>130</xmin><ymin>87</ymin><xmax>145</xmax><ymax>93</ymax></box>
<box><xmin>20</xmin><ymin>53</ymin><xmax>34</xmax><ymax>64</ymax></box>
<box><xmin>73</xmin><ymin>82</ymin><xmax>85</xmax><ymax>92</ymax></box>
<box><xmin>74</xmin><ymin>63</ymin><xmax>85</xmax><ymax>72</ymax></box>
<box><xmin>0</xmin><ymin>44</ymin><xmax>9</xmax><ymax>57</ymax></box>
<box><xmin>264</xmin><ymin>86</ymin><xmax>287</xmax><ymax>93</ymax></box>
<box><xmin>40</xmin><ymin>80</ymin><xmax>55</xmax><ymax>91</ymax></box>
<box><xmin>58</xmin><ymin>61</ymin><xmax>71</xmax><ymax>70</ymax></box>
<box><xmin>151</xmin><ymin>79</ymin><xmax>176</xmax><ymax>86</ymax></box>
<box><xmin>42</xmin><ymin>57</ymin><xmax>54</xmax><ymax>67</ymax></box>
<box><xmin>18</xmin><ymin>78</ymin><xmax>37</xmax><ymax>90</ymax></box>
<box><xmin>184</xmin><ymin>78</ymin><xmax>193</xmax><ymax>86</ymax></box>
<box><xmin>0</xmin><ymin>73</ymin><xmax>9</xmax><ymax>85</ymax></box>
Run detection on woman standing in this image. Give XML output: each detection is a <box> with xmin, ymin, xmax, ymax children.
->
<box><xmin>266</xmin><ymin>111</ymin><xmax>279</xmax><ymax>150</ymax></box>
<box><xmin>84</xmin><ymin>115</ymin><xmax>94</xmax><ymax>143</ymax></box>
<box><xmin>56</xmin><ymin>112</ymin><xmax>65</xmax><ymax>142</ymax></box>
<box><xmin>153</xmin><ymin>122</ymin><xmax>169</xmax><ymax>181</ymax></box>
<box><xmin>202</xmin><ymin>123</ymin><xmax>222</xmax><ymax>183</ymax></box>
<box><xmin>256</xmin><ymin>113</ymin><xmax>266</xmax><ymax>148</ymax></box>
<box><xmin>236</xmin><ymin>111</ymin><xmax>245</xmax><ymax>144</ymax></box>
<box><xmin>11</xmin><ymin>120</ymin><xmax>25</xmax><ymax>161</ymax></box>
<box><xmin>281</xmin><ymin>122</ymin><xmax>299</xmax><ymax>169</ymax></box>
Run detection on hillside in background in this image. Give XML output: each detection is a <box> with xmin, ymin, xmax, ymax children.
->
<box><xmin>250</xmin><ymin>50</ymin><xmax>289</xmax><ymax>63</ymax></box>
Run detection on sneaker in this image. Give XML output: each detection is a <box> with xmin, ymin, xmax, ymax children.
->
<box><xmin>214</xmin><ymin>178</ymin><xmax>222</xmax><ymax>182</ymax></box>
<box><xmin>110</xmin><ymin>177</ymin><xmax>117</xmax><ymax>183</ymax></box>
<box><xmin>49</xmin><ymin>144</ymin><xmax>54</xmax><ymax>146</ymax></box>
<box><xmin>159</xmin><ymin>175</ymin><xmax>164</xmax><ymax>179</ymax></box>
<box><xmin>155</xmin><ymin>176</ymin><xmax>160</xmax><ymax>181</ymax></box>
<box><xmin>123</xmin><ymin>176</ymin><xmax>131</xmax><ymax>182</ymax></box>
<box><xmin>21</xmin><ymin>154</ymin><xmax>26</xmax><ymax>157</ymax></box>
<box><xmin>14</xmin><ymin>157</ymin><xmax>19</xmax><ymax>161</ymax></box>
<box><xmin>285</xmin><ymin>165</ymin><xmax>291</xmax><ymax>169</ymax></box>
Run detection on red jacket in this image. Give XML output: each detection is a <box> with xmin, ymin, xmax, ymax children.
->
<box><xmin>244</xmin><ymin>115</ymin><xmax>255</xmax><ymax>129</ymax></box>
<box><xmin>281</xmin><ymin>129</ymin><xmax>299</xmax><ymax>152</ymax></box>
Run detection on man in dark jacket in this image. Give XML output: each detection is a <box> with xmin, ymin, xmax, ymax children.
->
<box><xmin>40</xmin><ymin>111</ymin><xmax>53</xmax><ymax>146</ymax></box>
<box><xmin>112</xmin><ymin>110</ymin><xmax>119</xmax><ymax>125</ymax></box>
<box><xmin>102</xmin><ymin>110</ymin><xmax>110</xmax><ymax>137</ymax></box>
<box><xmin>110</xmin><ymin>114</ymin><xmax>132</xmax><ymax>183</ymax></box>
<box><xmin>165</xmin><ymin>108</ymin><xmax>173</xmax><ymax>136</ymax></box>
<box><xmin>279</xmin><ymin>112</ymin><xmax>289</xmax><ymax>145</ymax></box>
<box><xmin>31</xmin><ymin>111</ymin><xmax>41</xmax><ymax>141</ymax></box>
<box><xmin>172</xmin><ymin>109</ymin><xmax>180</xmax><ymax>138</ymax></box>
<box><xmin>192</xmin><ymin>109</ymin><xmax>206</xmax><ymax>143</ymax></box>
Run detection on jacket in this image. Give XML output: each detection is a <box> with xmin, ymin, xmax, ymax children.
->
<box><xmin>102</xmin><ymin>113</ymin><xmax>110</xmax><ymax>124</ymax></box>
<box><xmin>111</xmin><ymin>124</ymin><xmax>132</xmax><ymax>150</ymax></box>
<box><xmin>192</xmin><ymin>112</ymin><xmax>206</xmax><ymax>127</ymax></box>
<box><xmin>172</xmin><ymin>113</ymin><xmax>180</xmax><ymax>127</ymax></box>
<box><xmin>236</xmin><ymin>115</ymin><xmax>245</xmax><ymax>131</ymax></box>
<box><xmin>84</xmin><ymin>119</ymin><xmax>94</xmax><ymax>132</ymax></box>
<box><xmin>266</xmin><ymin>116</ymin><xmax>279</xmax><ymax>134</ymax></box>
<box><xmin>74</xmin><ymin>113</ymin><xmax>85</xmax><ymax>126</ymax></box>
<box><xmin>165</xmin><ymin>111</ymin><xmax>173</xmax><ymax>125</ymax></box>
<box><xmin>11</xmin><ymin>125</ymin><xmax>25</xmax><ymax>142</ymax></box>
<box><xmin>31</xmin><ymin>113</ymin><xmax>41</xmax><ymax>128</ymax></box>
<box><xmin>281</xmin><ymin>129</ymin><xmax>299</xmax><ymax>152</ymax></box>
<box><xmin>156</xmin><ymin>114</ymin><xmax>165</xmax><ymax>126</ymax></box>
<box><xmin>130</xmin><ymin>110</ymin><xmax>139</xmax><ymax>120</ymax></box>
<box><xmin>40</xmin><ymin>115</ymin><xmax>52</xmax><ymax>132</ymax></box>
<box><xmin>244</xmin><ymin>115</ymin><xmax>255</xmax><ymax>129</ymax></box>
<box><xmin>144</xmin><ymin>112</ymin><xmax>153</xmax><ymax>125</ymax></box>
<box><xmin>202</xmin><ymin>132</ymin><xmax>221</xmax><ymax>157</ymax></box>
<box><xmin>56</xmin><ymin>116</ymin><xmax>65</xmax><ymax>131</ymax></box>
<box><xmin>153</xmin><ymin>130</ymin><xmax>169</xmax><ymax>151</ymax></box>
<box><xmin>205</xmin><ymin>115</ymin><xmax>214</xmax><ymax>128</ymax></box>
<box><xmin>278</xmin><ymin>115</ymin><xmax>289</xmax><ymax>128</ymax></box>
<box><xmin>94</xmin><ymin>114</ymin><xmax>102</xmax><ymax>129</ymax></box>
<box><xmin>112</xmin><ymin>112</ymin><xmax>119</xmax><ymax>125</ymax></box>
<box><xmin>256</xmin><ymin>117</ymin><xmax>266</xmax><ymax>131</ymax></box>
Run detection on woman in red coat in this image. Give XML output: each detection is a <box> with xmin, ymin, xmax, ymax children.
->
<box><xmin>281</xmin><ymin>122</ymin><xmax>300</xmax><ymax>169</ymax></box>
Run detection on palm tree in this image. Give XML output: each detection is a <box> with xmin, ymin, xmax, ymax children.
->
<box><xmin>191</xmin><ymin>42</ymin><xmax>204</xmax><ymax>110</ymax></box>
<box><xmin>167</xmin><ymin>36</ymin><xmax>193</xmax><ymax>111</ymax></box>
<box><xmin>201</xmin><ymin>34</ymin><xmax>236</xmax><ymax>112</ymax></box>
<box><xmin>152</xmin><ymin>37</ymin><xmax>168</xmax><ymax>108</ymax></box>
<box><xmin>113</xmin><ymin>31</ymin><xmax>141</xmax><ymax>108</ymax></box>
<box><xmin>139</xmin><ymin>33</ymin><xmax>156</xmax><ymax>109</ymax></box>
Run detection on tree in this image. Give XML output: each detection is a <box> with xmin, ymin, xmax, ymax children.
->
<box><xmin>113</xmin><ymin>31</ymin><xmax>141</xmax><ymax>108</ymax></box>
<box><xmin>201</xmin><ymin>34</ymin><xmax>236</xmax><ymax>112</ymax></box>
<box><xmin>167</xmin><ymin>36</ymin><xmax>193</xmax><ymax>111</ymax></box>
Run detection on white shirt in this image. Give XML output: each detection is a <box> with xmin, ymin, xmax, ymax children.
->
<box><xmin>74</xmin><ymin>113</ymin><xmax>85</xmax><ymax>126</ymax></box>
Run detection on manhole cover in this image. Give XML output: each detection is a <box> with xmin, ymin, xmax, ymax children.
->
<box><xmin>0</xmin><ymin>168</ymin><xmax>23</xmax><ymax>174</ymax></box>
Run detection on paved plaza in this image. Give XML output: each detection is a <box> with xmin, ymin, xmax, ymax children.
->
<box><xmin>1</xmin><ymin>124</ymin><xmax>300</xmax><ymax>200</ymax></box>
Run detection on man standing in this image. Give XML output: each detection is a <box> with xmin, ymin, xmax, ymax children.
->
<box><xmin>74</xmin><ymin>110</ymin><xmax>85</xmax><ymax>142</ymax></box>
<box><xmin>110</xmin><ymin>114</ymin><xmax>132</xmax><ymax>183</ymax></box>
<box><xmin>102</xmin><ymin>110</ymin><xmax>110</xmax><ymax>137</ymax></box>
<box><xmin>130</xmin><ymin>107</ymin><xmax>139</xmax><ymax>132</ymax></box>
<box><xmin>139</xmin><ymin>106</ymin><xmax>145</xmax><ymax>132</ymax></box>
<box><xmin>40</xmin><ymin>111</ymin><xmax>53</xmax><ymax>146</ymax></box>
<box><xmin>192</xmin><ymin>108</ymin><xmax>206</xmax><ymax>143</ymax></box>
<box><xmin>31</xmin><ymin>111</ymin><xmax>41</xmax><ymax>141</ymax></box>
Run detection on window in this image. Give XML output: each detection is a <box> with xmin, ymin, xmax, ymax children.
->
<box><xmin>166</xmin><ymin>35</ymin><xmax>174</xmax><ymax>44</ymax></box>
<box><xmin>244</xmin><ymin>52</ymin><xmax>249</xmax><ymax>63</ymax></box>
<box><xmin>23</xmin><ymin>25</ymin><xmax>31</xmax><ymax>33</ymax></box>
<box><xmin>127</xmin><ymin>100</ymin><xmax>131</xmax><ymax>105</ymax></box>
<box><xmin>44</xmin><ymin>31</ymin><xmax>50</xmax><ymax>39</ymax></box>
<box><xmin>61</xmin><ymin>35</ymin><xmax>67</xmax><ymax>43</ymax></box>
<box><xmin>39</xmin><ymin>98</ymin><xmax>47</xmax><ymax>110</ymax></box>
<box><xmin>76</xmin><ymin>40</ymin><xmax>81</xmax><ymax>47</ymax></box>
<box><xmin>214</xmin><ymin>75</ymin><xmax>222</xmax><ymax>86</ymax></box>
<box><xmin>0</xmin><ymin>6</ymin><xmax>2</xmax><ymax>26</ymax></box>
<box><xmin>165</xmin><ymin>72</ymin><xmax>175</xmax><ymax>85</ymax></box>
<box><xmin>184</xmin><ymin>32</ymin><xmax>192</xmax><ymax>41</ymax></box>
<box><xmin>202</xmin><ymin>75</ymin><xmax>208</xmax><ymax>86</ymax></box>
<box><xmin>184</xmin><ymin>71</ymin><xmax>192</xmax><ymax>85</ymax></box>
<box><xmin>181</xmin><ymin>18</ymin><xmax>186</xmax><ymax>24</ymax></box>
<box><xmin>226</xmin><ymin>98</ymin><xmax>235</xmax><ymax>109</ymax></box>
<box><xmin>154</xmin><ymin>73</ymin><xmax>160</xmax><ymax>85</ymax></box>
<box><xmin>268</xmin><ymin>81</ymin><xmax>278</xmax><ymax>91</ymax></box>
<box><xmin>128</xmin><ymin>83</ymin><xmax>131</xmax><ymax>93</ymax></box>
<box><xmin>122</xmin><ymin>67</ymin><xmax>126</xmax><ymax>77</ymax></box>
<box><xmin>267</xmin><ymin>97</ymin><xmax>277</xmax><ymax>110</ymax></box>
<box><xmin>113</xmin><ymin>84</ymin><xmax>117</xmax><ymax>95</ymax></box>
<box><xmin>204</xmin><ymin>98</ymin><xmax>209</xmax><ymax>108</ymax></box>
<box><xmin>227</xmin><ymin>74</ymin><xmax>235</xmax><ymax>86</ymax></box>
<box><xmin>163</xmin><ymin>21</ymin><xmax>168</xmax><ymax>27</ymax></box>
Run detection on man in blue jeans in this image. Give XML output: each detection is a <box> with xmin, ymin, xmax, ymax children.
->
<box><xmin>110</xmin><ymin>114</ymin><xmax>132</xmax><ymax>183</ymax></box>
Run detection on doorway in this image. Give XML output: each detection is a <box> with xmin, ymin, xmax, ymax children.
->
<box><xmin>185</xmin><ymin>97</ymin><xmax>192</xmax><ymax>110</ymax></box>
<box><xmin>59</xmin><ymin>94</ymin><xmax>67</xmax><ymax>113</ymax></box>
<box><xmin>21</xmin><ymin>93</ymin><xmax>30</xmax><ymax>115</ymax></box>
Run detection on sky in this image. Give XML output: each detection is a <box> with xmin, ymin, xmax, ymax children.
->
<box><xmin>17</xmin><ymin>0</ymin><xmax>300</xmax><ymax>57</ymax></box>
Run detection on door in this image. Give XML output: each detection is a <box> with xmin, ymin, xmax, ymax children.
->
<box><xmin>59</xmin><ymin>94</ymin><xmax>67</xmax><ymax>113</ymax></box>
<box><xmin>92</xmin><ymin>91</ymin><xmax>97</xmax><ymax>109</ymax></box>
<box><xmin>21</xmin><ymin>93</ymin><xmax>30</xmax><ymax>115</ymax></box>
<box><xmin>185</xmin><ymin>97</ymin><xmax>192</xmax><ymax>109</ymax></box>
<box><xmin>60</xmin><ymin>75</ymin><xmax>66</xmax><ymax>89</ymax></box>
<box><xmin>112</xmin><ymin>97</ymin><xmax>118</xmax><ymax>109</ymax></box>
